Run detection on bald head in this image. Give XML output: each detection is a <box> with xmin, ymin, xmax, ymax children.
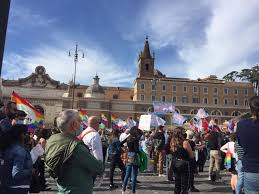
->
<box><xmin>88</xmin><ymin>116</ymin><xmax>100</xmax><ymax>130</ymax></box>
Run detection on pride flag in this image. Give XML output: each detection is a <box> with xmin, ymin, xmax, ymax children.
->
<box><xmin>225</xmin><ymin>148</ymin><xmax>232</xmax><ymax>170</ymax></box>
<box><xmin>101</xmin><ymin>113</ymin><xmax>108</xmax><ymax>122</ymax></box>
<box><xmin>79</xmin><ymin>110</ymin><xmax>88</xmax><ymax>127</ymax></box>
<box><xmin>196</xmin><ymin>108</ymin><xmax>209</xmax><ymax>119</ymax></box>
<box><xmin>228</xmin><ymin>120</ymin><xmax>235</xmax><ymax>133</ymax></box>
<box><xmin>11</xmin><ymin>91</ymin><xmax>44</xmax><ymax>131</ymax></box>
<box><xmin>111</xmin><ymin>115</ymin><xmax>118</xmax><ymax>124</ymax></box>
<box><xmin>172</xmin><ymin>112</ymin><xmax>186</xmax><ymax>126</ymax></box>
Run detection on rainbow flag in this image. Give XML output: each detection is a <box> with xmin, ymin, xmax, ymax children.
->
<box><xmin>11</xmin><ymin>91</ymin><xmax>44</xmax><ymax>131</ymax></box>
<box><xmin>79</xmin><ymin>110</ymin><xmax>88</xmax><ymax>127</ymax></box>
<box><xmin>225</xmin><ymin>150</ymin><xmax>232</xmax><ymax>170</ymax></box>
<box><xmin>101</xmin><ymin>113</ymin><xmax>108</xmax><ymax>122</ymax></box>
<box><xmin>111</xmin><ymin>115</ymin><xmax>118</xmax><ymax>123</ymax></box>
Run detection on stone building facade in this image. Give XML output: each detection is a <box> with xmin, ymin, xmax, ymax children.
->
<box><xmin>1</xmin><ymin>66</ymin><xmax>68</xmax><ymax>125</ymax></box>
<box><xmin>1</xmin><ymin>38</ymin><xmax>255</xmax><ymax>126</ymax></box>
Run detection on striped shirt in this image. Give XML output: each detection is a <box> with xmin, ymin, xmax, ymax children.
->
<box><xmin>234</xmin><ymin>140</ymin><xmax>244</xmax><ymax>161</ymax></box>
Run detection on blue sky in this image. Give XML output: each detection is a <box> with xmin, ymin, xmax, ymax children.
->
<box><xmin>3</xmin><ymin>0</ymin><xmax>259</xmax><ymax>87</ymax></box>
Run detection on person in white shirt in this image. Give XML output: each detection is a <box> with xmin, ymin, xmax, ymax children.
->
<box><xmin>79</xmin><ymin>116</ymin><xmax>103</xmax><ymax>162</ymax></box>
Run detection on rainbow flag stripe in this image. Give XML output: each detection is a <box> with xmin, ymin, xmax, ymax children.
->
<box><xmin>101</xmin><ymin>113</ymin><xmax>108</xmax><ymax>122</ymax></box>
<box><xmin>11</xmin><ymin>91</ymin><xmax>44</xmax><ymax>129</ymax></box>
<box><xmin>225</xmin><ymin>151</ymin><xmax>232</xmax><ymax>170</ymax></box>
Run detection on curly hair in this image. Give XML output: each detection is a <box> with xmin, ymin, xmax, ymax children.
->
<box><xmin>170</xmin><ymin>127</ymin><xmax>186</xmax><ymax>152</ymax></box>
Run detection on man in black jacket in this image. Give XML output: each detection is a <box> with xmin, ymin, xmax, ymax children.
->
<box><xmin>153</xmin><ymin>125</ymin><xmax>165</xmax><ymax>176</ymax></box>
<box><xmin>207</xmin><ymin>130</ymin><xmax>222</xmax><ymax>181</ymax></box>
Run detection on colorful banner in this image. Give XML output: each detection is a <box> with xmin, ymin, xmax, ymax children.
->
<box><xmin>101</xmin><ymin>113</ymin><xmax>108</xmax><ymax>122</ymax></box>
<box><xmin>196</xmin><ymin>108</ymin><xmax>209</xmax><ymax>119</ymax></box>
<box><xmin>79</xmin><ymin>110</ymin><xmax>88</xmax><ymax>128</ymax></box>
<box><xmin>172</xmin><ymin>112</ymin><xmax>186</xmax><ymax>126</ymax></box>
<box><xmin>193</xmin><ymin>116</ymin><xmax>202</xmax><ymax>133</ymax></box>
<box><xmin>153</xmin><ymin>102</ymin><xmax>175</xmax><ymax>114</ymax></box>
<box><xmin>11</xmin><ymin>91</ymin><xmax>44</xmax><ymax>131</ymax></box>
<box><xmin>228</xmin><ymin>120</ymin><xmax>235</xmax><ymax>133</ymax></box>
<box><xmin>138</xmin><ymin>114</ymin><xmax>166</xmax><ymax>131</ymax></box>
<box><xmin>111</xmin><ymin>115</ymin><xmax>128</xmax><ymax>130</ymax></box>
<box><xmin>127</xmin><ymin>117</ymin><xmax>136</xmax><ymax>129</ymax></box>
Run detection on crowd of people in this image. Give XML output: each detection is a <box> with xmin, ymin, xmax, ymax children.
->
<box><xmin>0</xmin><ymin>95</ymin><xmax>258</xmax><ymax>194</ymax></box>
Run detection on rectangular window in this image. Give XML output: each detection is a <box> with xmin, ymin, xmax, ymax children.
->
<box><xmin>203</xmin><ymin>98</ymin><xmax>208</xmax><ymax>104</ymax></box>
<box><xmin>77</xmin><ymin>93</ymin><xmax>83</xmax><ymax>97</ymax></box>
<box><xmin>173</xmin><ymin>85</ymin><xmax>177</xmax><ymax>92</ymax></box>
<box><xmin>152</xmin><ymin>84</ymin><xmax>156</xmax><ymax>91</ymax></box>
<box><xmin>224</xmin><ymin>88</ymin><xmax>228</xmax><ymax>95</ymax></box>
<box><xmin>192</xmin><ymin>97</ymin><xmax>199</xmax><ymax>103</ymax></box>
<box><xmin>203</xmin><ymin>87</ymin><xmax>208</xmax><ymax>94</ymax></box>
<box><xmin>235</xmin><ymin>89</ymin><xmax>238</xmax><ymax>95</ymax></box>
<box><xmin>245</xmin><ymin>89</ymin><xmax>248</xmax><ymax>95</ymax></box>
<box><xmin>224</xmin><ymin>99</ymin><xmax>228</xmax><ymax>105</ymax></box>
<box><xmin>214</xmin><ymin>87</ymin><xmax>218</xmax><ymax>94</ymax></box>
<box><xmin>151</xmin><ymin>95</ymin><xmax>155</xmax><ymax>101</ymax></box>
<box><xmin>172</xmin><ymin>96</ymin><xmax>177</xmax><ymax>103</ymax></box>
<box><xmin>162</xmin><ymin>96</ymin><xmax>166</xmax><ymax>102</ymax></box>
<box><xmin>162</xmin><ymin>84</ymin><xmax>166</xmax><ymax>91</ymax></box>
<box><xmin>141</xmin><ymin>83</ymin><xmax>145</xmax><ymax>90</ymax></box>
<box><xmin>183</xmin><ymin>86</ymin><xmax>187</xmax><ymax>92</ymax></box>
<box><xmin>182</xmin><ymin>96</ymin><xmax>188</xmax><ymax>103</ymax></box>
<box><xmin>141</xmin><ymin>94</ymin><xmax>145</xmax><ymax>101</ymax></box>
<box><xmin>234</xmin><ymin>99</ymin><xmax>239</xmax><ymax>105</ymax></box>
<box><xmin>214</xmin><ymin>98</ymin><xmax>218</xmax><ymax>105</ymax></box>
<box><xmin>193</xmin><ymin>86</ymin><xmax>198</xmax><ymax>93</ymax></box>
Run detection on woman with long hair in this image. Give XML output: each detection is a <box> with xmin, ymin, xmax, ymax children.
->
<box><xmin>237</xmin><ymin>96</ymin><xmax>259</xmax><ymax>193</ymax></box>
<box><xmin>108</xmin><ymin>128</ymin><xmax>126</xmax><ymax>190</ymax></box>
<box><xmin>170</xmin><ymin>127</ymin><xmax>194</xmax><ymax>194</ymax></box>
<box><xmin>122</xmin><ymin>126</ymin><xmax>143</xmax><ymax>194</ymax></box>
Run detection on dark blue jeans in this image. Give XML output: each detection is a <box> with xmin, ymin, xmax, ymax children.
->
<box><xmin>5</xmin><ymin>188</ymin><xmax>29</xmax><ymax>194</ymax></box>
<box><xmin>236</xmin><ymin>160</ymin><xmax>244</xmax><ymax>194</ymax></box>
<box><xmin>123</xmin><ymin>165</ymin><xmax>138</xmax><ymax>193</ymax></box>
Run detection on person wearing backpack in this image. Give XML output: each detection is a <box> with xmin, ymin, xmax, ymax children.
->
<box><xmin>122</xmin><ymin>126</ymin><xmax>143</xmax><ymax>194</ymax></box>
<box><xmin>108</xmin><ymin>128</ymin><xmax>126</xmax><ymax>190</ymax></box>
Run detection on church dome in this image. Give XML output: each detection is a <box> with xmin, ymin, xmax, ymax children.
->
<box><xmin>85</xmin><ymin>75</ymin><xmax>105</xmax><ymax>98</ymax></box>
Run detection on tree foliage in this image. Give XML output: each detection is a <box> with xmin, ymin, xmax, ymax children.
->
<box><xmin>223</xmin><ymin>64</ymin><xmax>259</xmax><ymax>95</ymax></box>
<box><xmin>222</xmin><ymin>71</ymin><xmax>239</xmax><ymax>81</ymax></box>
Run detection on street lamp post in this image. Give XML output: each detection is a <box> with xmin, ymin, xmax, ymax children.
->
<box><xmin>68</xmin><ymin>44</ymin><xmax>84</xmax><ymax>109</ymax></box>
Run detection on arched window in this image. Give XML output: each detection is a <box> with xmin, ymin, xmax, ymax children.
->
<box><xmin>145</xmin><ymin>64</ymin><xmax>149</xmax><ymax>71</ymax></box>
<box><xmin>190</xmin><ymin>109</ymin><xmax>198</xmax><ymax>115</ymax></box>
<box><xmin>211</xmin><ymin>110</ymin><xmax>222</xmax><ymax>116</ymax></box>
<box><xmin>231</xmin><ymin>111</ymin><xmax>241</xmax><ymax>117</ymax></box>
<box><xmin>175</xmin><ymin>108</ymin><xmax>180</xmax><ymax>114</ymax></box>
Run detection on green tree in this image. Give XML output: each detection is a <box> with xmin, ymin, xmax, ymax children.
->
<box><xmin>224</xmin><ymin>65</ymin><xmax>259</xmax><ymax>95</ymax></box>
<box><xmin>222</xmin><ymin>71</ymin><xmax>239</xmax><ymax>81</ymax></box>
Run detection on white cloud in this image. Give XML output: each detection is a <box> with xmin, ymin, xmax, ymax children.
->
<box><xmin>2</xmin><ymin>40</ymin><xmax>135</xmax><ymax>87</ymax></box>
<box><xmin>181</xmin><ymin>0</ymin><xmax>259</xmax><ymax>79</ymax></box>
<box><xmin>8</xmin><ymin>3</ymin><xmax>57</xmax><ymax>33</ymax></box>
<box><xmin>128</xmin><ymin>0</ymin><xmax>259</xmax><ymax>79</ymax></box>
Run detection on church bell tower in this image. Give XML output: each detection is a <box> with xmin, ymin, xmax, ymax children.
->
<box><xmin>138</xmin><ymin>36</ymin><xmax>155</xmax><ymax>78</ymax></box>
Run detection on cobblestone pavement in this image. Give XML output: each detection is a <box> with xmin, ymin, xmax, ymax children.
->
<box><xmin>37</xmin><ymin>163</ymin><xmax>232</xmax><ymax>194</ymax></box>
